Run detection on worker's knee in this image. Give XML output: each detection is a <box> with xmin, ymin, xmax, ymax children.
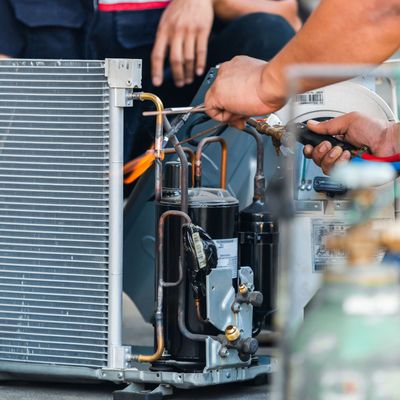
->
<box><xmin>229</xmin><ymin>12</ymin><xmax>295</xmax><ymax>60</ymax></box>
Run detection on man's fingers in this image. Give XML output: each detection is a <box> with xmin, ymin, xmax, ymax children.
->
<box><xmin>203</xmin><ymin>98</ymin><xmax>239</xmax><ymax>125</ymax></box>
<box><xmin>303</xmin><ymin>144</ymin><xmax>314</xmax><ymax>158</ymax></box>
<box><xmin>195</xmin><ymin>30</ymin><xmax>208</xmax><ymax>77</ymax></box>
<box><xmin>151</xmin><ymin>34</ymin><xmax>168</xmax><ymax>87</ymax></box>
<box><xmin>311</xmin><ymin>141</ymin><xmax>332</xmax><ymax>166</ymax></box>
<box><xmin>320</xmin><ymin>146</ymin><xmax>343</xmax><ymax>175</ymax></box>
<box><xmin>307</xmin><ymin>113</ymin><xmax>358</xmax><ymax>136</ymax></box>
<box><xmin>184</xmin><ymin>33</ymin><xmax>195</xmax><ymax>85</ymax></box>
<box><xmin>170</xmin><ymin>35</ymin><xmax>185</xmax><ymax>87</ymax></box>
<box><xmin>338</xmin><ymin>150</ymin><xmax>351</xmax><ymax>162</ymax></box>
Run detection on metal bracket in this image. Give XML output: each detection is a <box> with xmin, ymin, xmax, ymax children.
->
<box><xmin>113</xmin><ymin>88</ymin><xmax>134</xmax><ymax>107</ymax></box>
<box><xmin>237</xmin><ymin>267</ymin><xmax>254</xmax><ymax>339</ymax></box>
<box><xmin>206</xmin><ymin>267</ymin><xmax>235</xmax><ymax>331</ymax></box>
<box><xmin>108</xmin><ymin>345</ymin><xmax>132</xmax><ymax>370</ymax></box>
<box><xmin>205</xmin><ymin>267</ymin><xmax>256</xmax><ymax>370</ymax></box>
<box><xmin>205</xmin><ymin>337</ymin><xmax>248</xmax><ymax>371</ymax></box>
<box><xmin>112</xmin><ymin>383</ymin><xmax>170</xmax><ymax>400</ymax></box>
<box><xmin>294</xmin><ymin>200</ymin><xmax>324</xmax><ymax>213</ymax></box>
<box><xmin>105</xmin><ymin>59</ymin><xmax>142</xmax><ymax>89</ymax></box>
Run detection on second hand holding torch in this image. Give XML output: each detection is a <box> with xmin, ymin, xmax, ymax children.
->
<box><xmin>247</xmin><ymin>117</ymin><xmax>361</xmax><ymax>156</ymax></box>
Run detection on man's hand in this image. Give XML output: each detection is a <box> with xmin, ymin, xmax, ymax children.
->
<box><xmin>152</xmin><ymin>0</ymin><xmax>214</xmax><ymax>88</ymax></box>
<box><xmin>205</xmin><ymin>56</ymin><xmax>286</xmax><ymax>129</ymax></box>
<box><xmin>0</xmin><ymin>54</ymin><xmax>10</xmax><ymax>59</ymax></box>
<box><xmin>303</xmin><ymin>112</ymin><xmax>400</xmax><ymax>174</ymax></box>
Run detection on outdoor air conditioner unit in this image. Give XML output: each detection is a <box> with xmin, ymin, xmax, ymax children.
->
<box><xmin>0</xmin><ymin>59</ymin><xmax>270</xmax><ymax>398</ymax></box>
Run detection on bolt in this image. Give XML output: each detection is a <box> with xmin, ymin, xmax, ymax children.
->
<box><xmin>232</xmin><ymin>303</ymin><xmax>241</xmax><ymax>313</ymax></box>
<box><xmin>226</xmin><ymin>372</ymin><xmax>231</xmax><ymax>379</ymax></box>
<box><xmin>127</xmin><ymin>80</ymin><xmax>132</xmax><ymax>86</ymax></box>
<box><xmin>118</xmin><ymin>372</ymin><xmax>123</xmax><ymax>379</ymax></box>
<box><xmin>219</xmin><ymin>347</ymin><xmax>229</xmax><ymax>358</ymax></box>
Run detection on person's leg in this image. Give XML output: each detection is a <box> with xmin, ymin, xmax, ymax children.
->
<box><xmin>207</xmin><ymin>13</ymin><xmax>296</xmax><ymax>66</ymax></box>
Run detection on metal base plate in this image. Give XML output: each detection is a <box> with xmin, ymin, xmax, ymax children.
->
<box><xmin>0</xmin><ymin>357</ymin><xmax>273</xmax><ymax>390</ymax></box>
<box><xmin>103</xmin><ymin>356</ymin><xmax>273</xmax><ymax>389</ymax></box>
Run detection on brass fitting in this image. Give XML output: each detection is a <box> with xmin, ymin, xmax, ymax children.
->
<box><xmin>225</xmin><ymin>325</ymin><xmax>241</xmax><ymax>342</ymax></box>
<box><xmin>238</xmin><ymin>284</ymin><xmax>248</xmax><ymax>296</ymax></box>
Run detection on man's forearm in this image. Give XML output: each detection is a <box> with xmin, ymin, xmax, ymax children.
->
<box><xmin>261</xmin><ymin>0</ymin><xmax>400</xmax><ymax>104</ymax></box>
<box><xmin>213</xmin><ymin>0</ymin><xmax>299</xmax><ymax>26</ymax></box>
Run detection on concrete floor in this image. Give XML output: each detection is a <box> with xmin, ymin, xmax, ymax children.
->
<box><xmin>0</xmin><ymin>381</ymin><xmax>269</xmax><ymax>400</ymax></box>
<box><xmin>0</xmin><ymin>294</ymin><xmax>270</xmax><ymax>399</ymax></box>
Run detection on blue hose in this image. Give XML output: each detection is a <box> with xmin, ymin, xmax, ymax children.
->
<box><xmin>351</xmin><ymin>157</ymin><xmax>400</xmax><ymax>172</ymax></box>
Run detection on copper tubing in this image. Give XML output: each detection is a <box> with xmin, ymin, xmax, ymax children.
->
<box><xmin>134</xmin><ymin>92</ymin><xmax>164</xmax><ymax>157</ymax></box>
<box><xmin>195</xmin><ymin>137</ymin><xmax>227</xmax><ymax>189</ymax></box>
<box><xmin>243</xmin><ymin>126</ymin><xmax>266</xmax><ymax>201</ymax></box>
<box><xmin>194</xmin><ymin>298</ymin><xmax>207</xmax><ymax>325</ymax></box>
<box><xmin>133</xmin><ymin>210</ymin><xmax>192</xmax><ymax>363</ymax></box>
<box><xmin>135</xmin><ymin>316</ymin><xmax>164</xmax><ymax>363</ymax></box>
<box><xmin>163</xmin><ymin>147</ymin><xmax>195</xmax><ymax>186</ymax></box>
<box><xmin>132</xmin><ymin>92</ymin><xmax>164</xmax><ymax>201</ymax></box>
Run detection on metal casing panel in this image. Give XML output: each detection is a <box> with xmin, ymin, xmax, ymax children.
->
<box><xmin>0</xmin><ymin>60</ymin><xmax>110</xmax><ymax>368</ymax></box>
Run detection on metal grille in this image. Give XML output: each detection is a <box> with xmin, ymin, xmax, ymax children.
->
<box><xmin>0</xmin><ymin>60</ymin><xmax>110</xmax><ymax>368</ymax></box>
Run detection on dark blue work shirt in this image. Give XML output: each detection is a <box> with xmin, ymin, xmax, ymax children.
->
<box><xmin>0</xmin><ymin>0</ymin><xmax>163</xmax><ymax>57</ymax></box>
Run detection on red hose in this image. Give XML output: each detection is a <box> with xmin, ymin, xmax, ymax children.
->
<box><xmin>361</xmin><ymin>153</ymin><xmax>400</xmax><ymax>162</ymax></box>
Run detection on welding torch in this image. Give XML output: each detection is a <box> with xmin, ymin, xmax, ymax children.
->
<box><xmin>144</xmin><ymin>107</ymin><xmax>360</xmax><ymax>155</ymax></box>
<box><xmin>142</xmin><ymin>106</ymin><xmax>400</xmax><ymax>173</ymax></box>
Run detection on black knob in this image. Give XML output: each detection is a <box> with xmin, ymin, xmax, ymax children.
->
<box><xmin>249</xmin><ymin>291</ymin><xmax>263</xmax><ymax>307</ymax></box>
<box><xmin>241</xmin><ymin>338</ymin><xmax>259</xmax><ymax>355</ymax></box>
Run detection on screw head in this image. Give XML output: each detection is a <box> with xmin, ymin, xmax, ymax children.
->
<box><xmin>219</xmin><ymin>347</ymin><xmax>229</xmax><ymax>358</ymax></box>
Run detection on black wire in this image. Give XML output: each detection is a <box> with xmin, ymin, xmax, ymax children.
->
<box><xmin>184</xmin><ymin>114</ymin><xmax>211</xmax><ymax>137</ymax></box>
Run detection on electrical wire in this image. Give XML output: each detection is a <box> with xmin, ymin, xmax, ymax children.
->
<box><xmin>177</xmin><ymin>123</ymin><xmax>226</xmax><ymax>146</ymax></box>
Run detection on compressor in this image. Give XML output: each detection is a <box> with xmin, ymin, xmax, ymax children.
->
<box><xmin>156</xmin><ymin>139</ymin><xmax>240</xmax><ymax>367</ymax></box>
<box><xmin>133</xmin><ymin>128</ymin><xmax>267</xmax><ymax>371</ymax></box>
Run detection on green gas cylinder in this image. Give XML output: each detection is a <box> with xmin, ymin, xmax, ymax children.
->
<box><xmin>288</xmin><ymin>219</ymin><xmax>400</xmax><ymax>399</ymax></box>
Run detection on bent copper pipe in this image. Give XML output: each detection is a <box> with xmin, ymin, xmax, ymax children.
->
<box><xmin>132</xmin><ymin>92</ymin><xmax>164</xmax><ymax>201</ymax></box>
<box><xmin>132</xmin><ymin>210</ymin><xmax>191</xmax><ymax>363</ymax></box>
<box><xmin>243</xmin><ymin>126</ymin><xmax>266</xmax><ymax>201</ymax></box>
<box><xmin>195</xmin><ymin>137</ymin><xmax>227</xmax><ymax>189</ymax></box>
<box><xmin>195</xmin><ymin>298</ymin><xmax>207</xmax><ymax>325</ymax></box>
<box><xmin>163</xmin><ymin>147</ymin><xmax>195</xmax><ymax>187</ymax></box>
